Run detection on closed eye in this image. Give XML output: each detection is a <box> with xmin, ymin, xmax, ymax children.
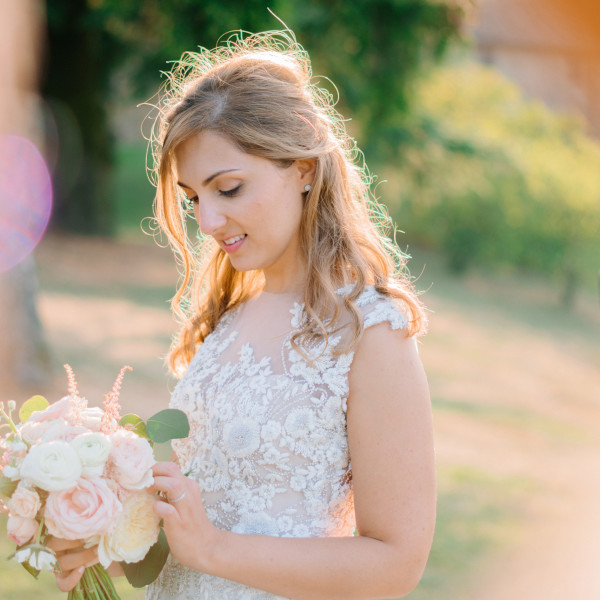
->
<box><xmin>219</xmin><ymin>183</ymin><xmax>242</xmax><ymax>197</ymax></box>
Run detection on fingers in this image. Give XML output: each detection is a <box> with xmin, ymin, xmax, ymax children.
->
<box><xmin>152</xmin><ymin>461</ymin><xmax>183</xmax><ymax>477</ymax></box>
<box><xmin>56</xmin><ymin>566</ymin><xmax>85</xmax><ymax>592</ymax></box>
<box><xmin>150</xmin><ymin>474</ymin><xmax>186</xmax><ymax>501</ymax></box>
<box><xmin>47</xmin><ymin>536</ymin><xmax>85</xmax><ymax>552</ymax></box>
<box><xmin>153</xmin><ymin>497</ymin><xmax>178</xmax><ymax>521</ymax></box>
<box><xmin>57</xmin><ymin>546</ymin><xmax>98</xmax><ymax>573</ymax></box>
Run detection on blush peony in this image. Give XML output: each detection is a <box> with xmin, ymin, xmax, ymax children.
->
<box><xmin>20</xmin><ymin>441</ymin><xmax>82</xmax><ymax>492</ymax></box>
<box><xmin>108</xmin><ymin>430</ymin><xmax>155</xmax><ymax>490</ymax></box>
<box><xmin>45</xmin><ymin>477</ymin><xmax>122</xmax><ymax>540</ymax></box>
<box><xmin>97</xmin><ymin>490</ymin><xmax>160</xmax><ymax>567</ymax></box>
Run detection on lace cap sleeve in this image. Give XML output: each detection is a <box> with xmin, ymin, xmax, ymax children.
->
<box><xmin>352</xmin><ymin>286</ymin><xmax>408</xmax><ymax>332</ymax></box>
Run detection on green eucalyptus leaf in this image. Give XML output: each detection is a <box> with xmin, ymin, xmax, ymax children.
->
<box><xmin>119</xmin><ymin>413</ymin><xmax>148</xmax><ymax>439</ymax></box>
<box><xmin>0</xmin><ymin>476</ymin><xmax>18</xmax><ymax>498</ymax></box>
<box><xmin>121</xmin><ymin>528</ymin><xmax>169</xmax><ymax>588</ymax></box>
<box><xmin>19</xmin><ymin>395</ymin><xmax>49</xmax><ymax>423</ymax></box>
<box><xmin>146</xmin><ymin>409</ymin><xmax>189</xmax><ymax>443</ymax></box>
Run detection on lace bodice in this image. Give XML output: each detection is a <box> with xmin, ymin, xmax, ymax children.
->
<box><xmin>146</xmin><ymin>286</ymin><xmax>407</xmax><ymax>600</ymax></box>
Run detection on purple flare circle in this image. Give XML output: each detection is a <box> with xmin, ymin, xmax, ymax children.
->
<box><xmin>0</xmin><ymin>134</ymin><xmax>53</xmax><ymax>273</ymax></box>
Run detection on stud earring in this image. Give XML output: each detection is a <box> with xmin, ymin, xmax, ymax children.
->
<box><xmin>304</xmin><ymin>184</ymin><xmax>311</xmax><ymax>192</ymax></box>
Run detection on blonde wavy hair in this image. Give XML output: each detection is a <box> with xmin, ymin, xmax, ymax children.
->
<box><xmin>149</xmin><ymin>30</ymin><xmax>427</xmax><ymax>376</ymax></box>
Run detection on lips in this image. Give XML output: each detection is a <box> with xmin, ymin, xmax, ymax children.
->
<box><xmin>223</xmin><ymin>234</ymin><xmax>246</xmax><ymax>246</ymax></box>
<box><xmin>220</xmin><ymin>234</ymin><xmax>247</xmax><ymax>253</ymax></box>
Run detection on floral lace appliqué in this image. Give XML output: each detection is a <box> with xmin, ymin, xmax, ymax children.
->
<box><xmin>146</xmin><ymin>287</ymin><xmax>406</xmax><ymax>600</ymax></box>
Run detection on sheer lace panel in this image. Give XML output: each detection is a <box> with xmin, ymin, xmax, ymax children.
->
<box><xmin>146</xmin><ymin>286</ymin><xmax>407</xmax><ymax>600</ymax></box>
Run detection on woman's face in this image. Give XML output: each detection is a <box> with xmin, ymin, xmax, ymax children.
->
<box><xmin>175</xmin><ymin>131</ymin><xmax>314</xmax><ymax>290</ymax></box>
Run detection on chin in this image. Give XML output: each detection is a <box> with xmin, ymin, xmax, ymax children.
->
<box><xmin>227</xmin><ymin>256</ymin><xmax>261</xmax><ymax>273</ymax></box>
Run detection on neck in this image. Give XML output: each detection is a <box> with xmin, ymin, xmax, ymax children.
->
<box><xmin>261</xmin><ymin>260</ymin><xmax>307</xmax><ymax>295</ymax></box>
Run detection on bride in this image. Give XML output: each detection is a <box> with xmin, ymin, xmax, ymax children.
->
<box><xmin>53</xmin><ymin>29</ymin><xmax>436</xmax><ymax>600</ymax></box>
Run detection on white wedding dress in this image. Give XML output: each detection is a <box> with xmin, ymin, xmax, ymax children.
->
<box><xmin>146</xmin><ymin>286</ymin><xmax>407</xmax><ymax>600</ymax></box>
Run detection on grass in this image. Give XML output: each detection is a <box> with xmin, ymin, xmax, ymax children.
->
<box><xmin>407</xmin><ymin>465</ymin><xmax>535</xmax><ymax>600</ymax></box>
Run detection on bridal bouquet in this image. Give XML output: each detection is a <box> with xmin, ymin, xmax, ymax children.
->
<box><xmin>0</xmin><ymin>365</ymin><xmax>189</xmax><ymax>599</ymax></box>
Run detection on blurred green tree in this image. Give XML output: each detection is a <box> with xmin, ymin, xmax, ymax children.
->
<box><xmin>390</xmin><ymin>61</ymin><xmax>600</xmax><ymax>304</ymax></box>
<box><xmin>42</xmin><ymin>0</ymin><xmax>464</xmax><ymax>234</ymax></box>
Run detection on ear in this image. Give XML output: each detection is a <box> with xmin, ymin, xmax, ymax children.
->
<box><xmin>295</xmin><ymin>158</ymin><xmax>316</xmax><ymax>186</ymax></box>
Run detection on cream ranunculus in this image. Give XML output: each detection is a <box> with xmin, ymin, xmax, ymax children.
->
<box><xmin>97</xmin><ymin>490</ymin><xmax>160</xmax><ymax>567</ymax></box>
<box><xmin>20</xmin><ymin>441</ymin><xmax>82</xmax><ymax>492</ymax></box>
<box><xmin>70</xmin><ymin>432</ymin><xmax>111</xmax><ymax>477</ymax></box>
<box><xmin>7</xmin><ymin>482</ymin><xmax>41</xmax><ymax>518</ymax></box>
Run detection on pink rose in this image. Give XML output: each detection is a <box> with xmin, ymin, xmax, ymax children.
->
<box><xmin>41</xmin><ymin>420</ymin><xmax>90</xmax><ymax>443</ymax></box>
<box><xmin>7</xmin><ymin>515</ymin><xmax>38</xmax><ymax>545</ymax></box>
<box><xmin>7</xmin><ymin>483</ymin><xmax>41</xmax><ymax>519</ymax></box>
<box><xmin>45</xmin><ymin>477</ymin><xmax>122</xmax><ymax>540</ymax></box>
<box><xmin>108</xmin><ymin>430</ymin><xmax>155</xmax><ymax>490</ymax></box>
<box><xmin>27</xmin><ymin>397</ymin><xmax>74</xmax><ymax>424</ymax></box>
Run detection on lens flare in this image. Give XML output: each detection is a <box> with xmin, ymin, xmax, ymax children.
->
<box><xmin>0</xmin><ymin>134</ymin><xmax>53</xmax><ymax>273</ymax></box>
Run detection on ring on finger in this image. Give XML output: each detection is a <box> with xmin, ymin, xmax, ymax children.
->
<box><xmin>168</xmin><ymin>490</ymin><xmax>186</xmax><ymax>503</ymax></box>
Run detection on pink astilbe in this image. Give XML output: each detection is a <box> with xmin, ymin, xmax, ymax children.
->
<box><xmin>100</xmin><ymin>366</ymin><xmax>132</xmax><ymax>434</ymax></box>
<box><xmin>63</xmin><ymin>364</ymin><xmax>86</xmax><ymax>426</ymax></box>
<box><xmin>64</xmin><ymin>364</ymin><xmax>80</xmax><ymax>397</ymax></box>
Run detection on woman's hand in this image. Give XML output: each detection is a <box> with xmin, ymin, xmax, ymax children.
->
<box><xmin>150</xmin><ymin>461</ymin><xmax>221</xmax><ymax>572</ymax></box>
<box><xmin>46</xmin><ymin>537</ymin><xmax>97</xmax><ymax>592</ymax></box>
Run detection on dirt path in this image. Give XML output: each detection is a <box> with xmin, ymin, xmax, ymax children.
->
<box><xmin>424</xmin><ymin>291</ymin><xmax>600</xmax><ymax>599</ymax></box>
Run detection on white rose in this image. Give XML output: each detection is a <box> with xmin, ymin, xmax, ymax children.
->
<box><xmin>97</xmin><ymin>491</ymin><xmax>160</xmax><ymax>567</ymax></box>
<box><xmin>81</xmin><ymin>407</ymin><xmax>107</xmax><ymax>432</ymax></box>
<box><xmin>70</xmin><ymin>433</ymin><xmax>111</xmax><ymax>477</ymax></box>
<box><xmin>41</xmin><ymin>421</ymin><xmax>89</xmax><ymax>444</ymax></box>
<box><xmin>20</xmin><ymin>441</ymin><xmax>82</xmax><ymax>491</ymax></box>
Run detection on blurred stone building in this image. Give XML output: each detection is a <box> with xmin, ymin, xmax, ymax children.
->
<box><xmin>471</xmin><ymin>0</ymin><xmax>600</xmax><ymax>135</ymax></box>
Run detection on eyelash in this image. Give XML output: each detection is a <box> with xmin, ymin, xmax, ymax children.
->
<box><xmin>219</xmin><ymin>183</ymin><xmax>242</xmax><ymax>197</ymax></box>
<box><xmin>184</xmin><ymin>184</ymin><xmax>242</xmax><ymax>207</ymax></box>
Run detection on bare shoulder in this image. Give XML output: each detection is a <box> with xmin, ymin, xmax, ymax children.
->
<box><xmin>348</xmin><ymin>321</ymin><xmax>428</xmax><ymax>407</ymax></box>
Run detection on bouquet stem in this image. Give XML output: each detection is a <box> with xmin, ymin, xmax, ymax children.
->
<box><xmin>68</xmin><ymin>564</ymin><xmax>122</xmax><ymax>600</ymax></box>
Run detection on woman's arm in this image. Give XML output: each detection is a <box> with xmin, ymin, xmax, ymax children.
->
<box><xmin>152</xmin><ymin>322</ymin><xmax>436</xmax><ymax>600</ymax></box>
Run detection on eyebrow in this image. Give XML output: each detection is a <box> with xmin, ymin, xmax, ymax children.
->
<box><xmin>177</xmin><ymin>168</ymin><xmax>240</xmax><ymax>190</ymax></box>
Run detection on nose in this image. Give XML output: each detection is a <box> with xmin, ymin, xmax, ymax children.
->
<box><xmin>196</xmin><ymin>199</ymin><xmax>227</xmax><ymax>236</ymax></box>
